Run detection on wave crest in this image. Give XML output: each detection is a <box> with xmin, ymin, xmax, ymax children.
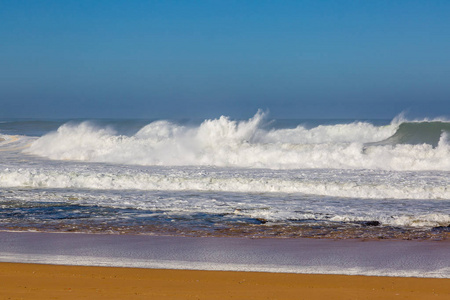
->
<box><xmin>25</xmin><ymin>112</ymin><xmax>450</xmax><ymax>171</ymax></box>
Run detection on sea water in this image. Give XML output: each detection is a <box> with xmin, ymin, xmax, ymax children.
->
<box><xmin>0</xmin><ymin>111</ymin><xmax>449</xmax><ymax>239</ymax></box>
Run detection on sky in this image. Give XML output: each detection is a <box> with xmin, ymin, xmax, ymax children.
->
<box><xmin>1</xmin><ymin>0</ymin><xmax>449</xmax><ymax>119</ymax></box>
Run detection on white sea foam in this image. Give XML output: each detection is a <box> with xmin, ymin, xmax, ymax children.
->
<box><xmin>2</xmin><ymin>116</ymin><xmax>450</xmax><ymax>237</ymax></box>
<box><xmin>1</xmin><ymin>161</ymin><xmax>449</xmax><ymax>228</ymax></box>
<box><xmin>328</xmin><ymin>213</ymin><xmax>450</xmax><ymax>228</ymax></box>
<box><xmin>1</xmin><ymin>166</ymin><xmax>449</xmax><ymax>201</ymax></box>
<box><xmin>24</xmin><ymin>112</ymin><xmax>450</xmax><ymax>171</ymax></box>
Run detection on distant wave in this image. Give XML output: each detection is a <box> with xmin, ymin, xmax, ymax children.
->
<box><xmin>367</xmin><ymin>121</ymin><xmax>450</xmax><ymax>148</ymax></box>
<box><xmin>24</xmin><ymin>111</ymin><xmax>450</xmax><ymax>171</ymax></box>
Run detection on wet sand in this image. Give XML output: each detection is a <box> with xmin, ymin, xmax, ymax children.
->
<box><xmin>1</xmin><ymin>232</ymin><xmax>449</xmax><ymax>277</ymax></box>
<box><xmin>1</xmin><ymin>232</ymin><xmax>449</xmax><ymax>299</ymax></box>
<box><xmin>1</xmin><ymin>262</ymin><xmax>449</xmax><ymax>300</ymax></box>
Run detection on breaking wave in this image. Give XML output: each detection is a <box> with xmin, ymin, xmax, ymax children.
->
<box><xmin>1</xmin><ymin>167</ymin><xmax>449</xmax><ymax>200</ymax></box>
<box><xmin>368</xmin><ymin>121</ymin><xmax>450</xmax><ymax>148</ymax></box>
<box><xmin>24</xmin><ymin>111</ymin><xmax>450</xmax><ymax>171</ymax></box>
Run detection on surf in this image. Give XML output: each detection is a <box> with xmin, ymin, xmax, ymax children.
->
<box><xmin>367</xmin><ymin>121</ymin><xmax>450</xmax><ymax>148</ymax></box>
<box><xmin>22</xmin><ymin>112</ymin><xmax>450</xmax><ymax>171</ymax></box>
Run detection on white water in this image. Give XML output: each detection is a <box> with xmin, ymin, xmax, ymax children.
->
<box><xmin>1</xmin><ymin>166</ymin><xmax>449</xmax><ymax>201</ymax></box>
<box><xmin>0</xmin><ymin>113</ymin><xmax>449</xmax><ymax>233</ymax></box>
<box><xmin>1</xmin><ymin>164</ymin><xmax>449</xmax><ymax>228</ymax></box>
<box><xmin>22</xmin><ymin>111</ymin><xmax>450</xmax><ymax>171</ymax></box>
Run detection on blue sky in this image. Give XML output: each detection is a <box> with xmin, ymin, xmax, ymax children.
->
<box><xmin>1</xmin><ymin>0</ymin><xmax>449</xmax><ymax>119</ymax></box>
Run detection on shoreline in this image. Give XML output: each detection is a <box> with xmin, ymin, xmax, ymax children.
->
<box><xmin>1</xmin><ymin>262</ymin><xmax>449</xmax><ymax>299</ymax></box>
<box><xmin>1</xmin><ymin>231</ymin><xmax>449</xmax><ymax>278</ymax></box>
<box><xmin>2</xmin><ymin>223</ymin><xmax>449</xmax><ymax>240</ymax></box>
<box><xmin>1</xmin><ymin>231</ymin><xmax>449</xmax><ymax>299</ymax></box>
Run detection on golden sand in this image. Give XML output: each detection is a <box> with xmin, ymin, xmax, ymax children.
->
<box><xmin>0</xmin><ymin>262</ymin><xmax>448</xmax><ymax>299</ymax></box>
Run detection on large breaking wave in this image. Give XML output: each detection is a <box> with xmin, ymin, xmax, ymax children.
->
<box><xmin>24</xmin><ymin>111</ymin><xmax>450</xmax><ymax>171</ymax></box>
<box><xmin>368</xmin><ymin>121</ymin><xmax>450</xmax><ymax>148</ymax></box>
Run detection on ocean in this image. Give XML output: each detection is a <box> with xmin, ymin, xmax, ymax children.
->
<box><xmin>1</xmin><ymin>111</ymin><xmax>449</xmax><ymax>240</ymax></box>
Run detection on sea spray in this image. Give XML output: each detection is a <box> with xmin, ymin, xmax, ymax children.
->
<box><xmin>25</xmin><ymin>112</ymin><xmax>450</xmax><ymax>171</ymax></box>
<box><xmin>1</xmin><ymin>114</ymin><xmax>449</xmax><ymax>239</ymax></box>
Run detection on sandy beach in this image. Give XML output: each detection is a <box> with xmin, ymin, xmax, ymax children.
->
<box><xmin>1</xmin><ymin>262</ymin><xmax>449</xmax><ymax>300</ymax></box>
<box><xmin>0</xmin><ymin>232</ymin><xmax>449</xmax><ymax>299</ymax></box>
<box><xmin>2</xmin><ymin>0</ymin><xmax>450</xmax><ymax>298</ymax></box>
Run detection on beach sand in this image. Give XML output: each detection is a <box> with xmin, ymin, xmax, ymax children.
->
<box><xmin>1</xmin><ymin>262</ymin><xmax>449</xmax><ymax>300</ymax></box>
<box><xmin>1</xmin><ymin>232</ymin><xmax>449</xmax><ymax>299</ymax></box>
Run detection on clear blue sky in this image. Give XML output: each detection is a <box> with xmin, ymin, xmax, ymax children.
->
<box><xmin>1</xmin><ymin>0</ymin><xmax>449</xmax><ymax>119</ymax></box>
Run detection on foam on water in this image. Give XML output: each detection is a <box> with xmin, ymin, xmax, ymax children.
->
<box><xmin>1</xmin><ymin>161</ymin><xmax>449</xmax><ymax>230</ymax></box>
<box><xmin>23</xmin><ymin>112</ymin><xmax>450</xmax><ymax>171</ymax></box>
<box><xmin>1</xmin><ymin>113</ymin><xmax>449</xmax><ymax>237</ymax></box>
<box><xmin>1</xmin><ymin>166</ymin><xmax>449</xmax><ymax>201</ymax></box>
